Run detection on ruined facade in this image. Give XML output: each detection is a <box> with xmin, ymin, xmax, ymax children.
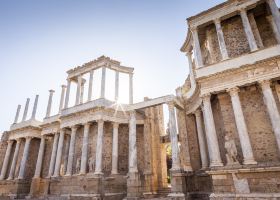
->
<box><xmin>0</xmin><ymin>0</ymin><xmax>280</xmax><ymax>199</ymax></box>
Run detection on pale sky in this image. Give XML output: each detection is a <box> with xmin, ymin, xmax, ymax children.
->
<box><xmin>0</xmin><ymin>0</ymin><xmax>279</xmax><ymax>133</ymax></box>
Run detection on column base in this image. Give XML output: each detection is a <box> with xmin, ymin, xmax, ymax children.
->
<box><xmin>210</xmin><ymin>161</ymin><xmax>224</xmax><ymax>168</ymax></box>
<box><xmin>167</xmin><ymin>192</ymin><xmax>186</xmax><ymax>200</ymax></box>
<box><xmin>243</xmin><ymin>159</ymin><xmax>257</xmax><ymax>165</ymax></box>
<box><xmin>126</xmin><ymin>172</ymin><xmax>141</xmax><ymax>199</ymax></box>
<box><xmin>170</xmin><ymin>169</ymin><xmax>187</xmax><ymax>195</ymax></box>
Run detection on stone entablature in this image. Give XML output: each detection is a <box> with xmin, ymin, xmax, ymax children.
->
<box><xmin>8</xmin><ymin>126</ymin><xmax>41</xmax><ymax>140</ymax></box>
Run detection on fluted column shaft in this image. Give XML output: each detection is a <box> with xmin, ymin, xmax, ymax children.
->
<box><xmin>214</xmin><ymin>18</ymin><xmax>229</xmax><ymax>60</ymax></box>
<box><xmin>75</xmin><ymin>76</ymin><xmax>82</xmax><ymax>105</ymax></box>
<box><xmin>59</xmin><ymin>85</ymin><xmax>67</xmax><ymax>113</ymax></box>
<box><xmin>115</xmin><ymin>71</ymin><xmax>119</xmax><ymax>101</ymax></box>
<box><xmin>101</xmin><ymin>67</ymin><xmax>106</xmax><ymax>98</ymax></box>
<box><xmin>13</xmin><ymin>105</ymin><xmax>21</xmax><ymax>124</ymax></box>
<box><xmin>168</xmin><ymin>103</ymin><xmax>181</xmax><ymax>170</ymax></box>
<box><xmin>129</xmin><ymin>73</ymin><xmax>133</xmax><ymax>104</ymax></box>
<box><xmin>64</xmin><ymin>79</ymin><xmax>71</xmax><ymax>109</ymax></box>
<box><xmin>240</xmin><ymin>8</ymin><xmax>258</xmax><ymax>51</ymax></box>
<box><xmin>228</xmin><ymin>87</ymin><xmax>257</xmax><ymax>165</ymax></box>
<box><xmin>66</xmin><ymin>126</ymin><xmax>77</xmax><ymax>176</ymax></box>
<box><xmin>95</xmin><ymin>120</ymin><xmax>104</xmax><ymax>174</ymax></box>
<box><xmin>186</xmin><ymin>53</ymin><xmax>196</xmax><ymax>89</ymax></box>
<box><xmin>22</xmin><ymin>98</ymin><xmax>30</xmax><ymax>122</ymax></box>
<box><xmin>18</xmin><ymin>137</ymin><xmax>32</xmax><ymax>179</ymax></box>
<box><xmin>88</xmin><ymin>70</ymin><xmax>94</xmax><ymax>102</ymax></box>
<box><xmin>191</xmin><ymin>27</ymin><xmax>203</xmax><ymax>68</ymax></box>
<box><xmin>54</xmin><ymin>130</ymin><xmax>65</xmax><ymax>177</ymax></box>
<box><xmin>8</xmin><ymin>139</ymin><xmax>21</xmax><ymax>180</ymax></box>
<box><xmin>129</xmin><ymin>111</ymin><xmax>138</xmax><ymax>173</ymax></box>
<box><xmin>31</xmin><ymin>95</ymin><xmax>39</xmax><ymax>120</ymax></box>
<box><xmin>0</xmin><ymin>140</ymin><xmax>14</xmax><ymax>180</ymax></box>
<box><xmin>267</xmin><ymin>15</ymin><xmax>280</xmax><ymax>44</ymax></box>
<box><xmin>259</xmin><ymin>80</ymin><xmax>280</xmax><ymax>151</ymax></box>
<box><xmin>80</xmin><ymin>123</ymin><xmax>90</xmax><ymax>174</ymax></box>
<box><xmin>202</xmin><ymin>94</ymin><xmax>223</xmax><ymax>167</ymax></box>
<box><xmin>46</xmin><ymin>90</ymin><xmax>55</xmax><ymax>118</ymax></box>
<box><xmin>48</xmin><ymin>133</ymin><xmax>59</xmax><ymax>177</ymax></box>
<box><xmin>34</xmin><ymin>136</ymin><xmax>46</xmax><ymax>178</ymax></box>
<box><xmin>111</xmin><ymin>123</ymin><xmax>119</xmax><ymax>174</ymax></box>
<box><xmin>267</xmin><ymin>0</ymin><xmax>280</xmax><ymax>34</ymax></box>
<box><xmin>194</xmin><ymin>109</ymin><xmax>208</xmax><ymax>169</ymax></box>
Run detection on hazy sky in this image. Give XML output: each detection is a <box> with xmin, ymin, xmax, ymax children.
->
<box><xmin>0</xmin><ymin>0</ymin><xmax>279</xmax><ymax>133</ymax></box>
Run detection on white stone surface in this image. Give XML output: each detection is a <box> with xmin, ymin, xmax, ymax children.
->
<box><xmin>80</xmin><ymin>123</ymin><xmax>90</xmax><ymax>174</ymax></box>
<box><xmin>54</xmin><ymin>130</ymin><xmax>65</xmax><ymax>177</ymax></box>
<box><xmin>94</xmin><ymin>120</ymin><xmax>104</xmax><ymax>174</ymax></box>
<box><xmin>18</xmin><ymin>137</ymin><xmax>32</xmax><ymax>179</ymax></box>
<box><xmin>34</xmin><ymin>136</ymin><xmax>46</xmax><ymax>178</ymax></box>
<box><xmin>129</xmin><ymin>111</ymin><xmax>138</xmax><ymax>173</ymax></box>
<box><xmin>0</xmin><ymin>140</ymin><xmax>13</xmax><ymax>180</ymax></box>
<box><xmin>111</xmin><ymin>122</ymin><xmax>119</xmax><ymax>174</ymax></box>
<box><xmin>66</xmin><ymin>126</ymin><xmax>77</xmax><ymax>176</ymax></box>
<box><xmin>8</xmin><ymin>139</ymin><xmax>21</xmax><ymax>180</ymax></box>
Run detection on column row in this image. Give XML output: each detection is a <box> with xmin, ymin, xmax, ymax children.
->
<box><xmin>195</xmin><ymin>79</ymin><xmax>280</xmax><ymax>168</ymax></box>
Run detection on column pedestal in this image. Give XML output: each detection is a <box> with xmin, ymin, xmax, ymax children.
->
<box><xmin>168</xmin><ymin>169</ymin><xmax>187</xmax><ymax>200</ymax></box>
<box><xmin>126</xmin><ymin>172</ymin><xmax>141</xmax><ymax>200</ymax></box>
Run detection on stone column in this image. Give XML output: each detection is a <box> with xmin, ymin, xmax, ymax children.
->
<box><xmin>94</xmin><ymin>120</ymin><xmax>104</xmax><ymax>175</ymax></box>
<box><xmin>13</xmin><ymin>105</ymin><xmax>21</xmax><ymax>124</ymax></box>
<box><xmin>201</xmin><ymin>94</ymin><xmax>223</xmax><ymax>167</ymax></box>
<box><xmin>22</xmin><ymin>98</ymin><xmax>30</xmax><ymax>122</ymax></box>
<box><xmin>80</xmin><ymin>82</ymin><xmax>85</xmax><ymax>104</ymax></box>
<box><xmin>0</xmin><ymin>140</ymin><xmax>14</xmax><ymax>180</ymax></box>
<box><xmin>267</xmin><ymin>0</ymin><xmax>280</xmax><ymax>34</ymax></box>
<box><xmin>214</xmin><ymin>18</ymin><xmax>229</xmax><ymax>60</ymax></box>
<box><xmin>248</xmin><ymin>13</ymin><xmax>264</xmax><ymax>48</ymax></box>
<box><xmin>18</xmin><ymin>137</ymin><xmax>32</xmax><ymax>179</ymax></box>
<box><xmin>115</xmin><ymin>71</ymin><xmax>119</xmax><ymax>102</ymax></box>
<box><xmin>129</xmin><ymin>111</ymin><xmax>138</xmax><ymax>173</ymax></box>
<box><xmin>240</xmin><ymin>8</ymin><xmax>258</xmax><ymax>52</ymax></box>
<box><xmin>101</xmin><ymin>67</ymin><xmax>106</xmax><ymax>98</ymax></box>
<box><xmin>53</xmin><ymin>129</ymin><xmax>65</xmax><ymax>177</ymax></box>
<box><xmin>34</xmin><ymin>136</ymin><xmax>46</xmax><ymax>178</ymax></box>
<box><xmin>66</xmin><ymin>126</ymin><xmax>78</xmax><ymax>176</ymax></box>
<box><xmin>80</xmin><ymin>123</ymin><xmax>90</xmax><ymax>174</ymax></box>
<box><xmin>167</xmin><ymin>103</ymin><xmax>181</xmax><ymax>170</ymax></box>
<box><xmin>259</xmin><ymin>80</ymin><xmax>280</xmax><ymax>151</ymax></box>
<box><xmin>59</xmin><ymin>85</ymin><xmax>67</xmax><ymax>113</ymax></box>
<box><xmin>111</xmin><ymin>122</ymin><xmax>119</xmax><ymax>174</ymax></box>
<box><xmin>129</xmin><ymin>73</ymin><xmax>133</xmax><ymax>104</ymax></box>
<box><xmin>64</xmin><ymin>79</ymin><xmax>71</xmax><ymax>109</ymax></box>
<box><xmin>8</xmin><ymin>139</ymin><xmax>21</xmax><ymax>180</ymax></box>
<box><xmin>227</xmin><ymin>87</ymin><xmax>257</xmax><ymax>165</ymax></box>
<box><xmin>31</xmin><ymin>95</ymin><xmax>39</xmax><ymax>120</ymax></box>
<box><xmin>75</xmin><ymin>76</ymin><xmax>82</xmax><ymax>105</ymax></box>
<box><xmin>267</xmin><ymin>15</ymin><xmax>280</xmax><ymax>44</ymax></box>
<box><xmin>191</xmin><ymin>27</ymin><xmax>203</xmax><ymax>68</ymax></box>
<box><xmin>48</xmin><ymin>133</ymin><xmax>59</xmax><ymax>177</ymax></box>
<box><xmin>194</xmin><ymin>109</ymin><xmax>208</xmax><ymax>169</ymax></box>
<box><xmin>46</xmin><ymin>90</ymin><xmax>55</xmax><ymax>118</ymax></box>
<box><xmin>88</xmin><ymin>70</ymin><xmax>94</xmax><ymax>102</ymax></box>
<box><xmin>186</xmin><ymin>52</ymin><xmax>196</xmax><ymax>89</ymax></box>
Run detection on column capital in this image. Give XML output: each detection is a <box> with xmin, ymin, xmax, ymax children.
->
<box><xmin>84</xmin><ymin>122</ymin><xmax>91</xmax><ymax>128</ymax></box>
<box><xmin>190</xmin><ymin>26</ymin><xmax>198</xmax><ymax>32</ymax></box>
<box><xmin>25</xmin><ymin>136</ymin><xmax>33</xmax><ymax>141</ymax></box>
<box><xmin>113</xmin><ymin>122</ymin><xmax>120</xmax><ymax>129</ymax></box>
<box><xmin>201</xmin><ymin>93</ymin><xmax>211</xmax><ymax>102</ymax></box>
<box><xmin>213</xmin><ymin>18</ymin><xmax>221</xmax><ymax>24</ymax></box>
<box><xmin>49</xmin><ymin>89</ymin><xmax>55</xmax><ymax>93</ymax></box>
<box><xmin>239</xmin><ymin>7</ymin><xmax>247</xmax><ymax>14</ymax></box>
<box><xmin>167</xmin><ymin>101</ymin><xmax>176</xmax><ymax>109</ymax></box>
<box><xmin>97</xmin><ymin>119</ymin><xmax>104</xmax><ymax>124</ymax></box>
<box><xmin>259</xmin><ymin>79</ymin><xmax>271</xmax><ymax>90</ymax></box>
<box><xmin>16</xmin><ymin>138</ymin><xmax>22</xmax><ymax>143</ymax></box>
<box><xmin>71</xmin><ymin>125</ymin><xmax>78</xmax><ymax>132</ymax></box>
<box><xmin>194</xmin><ymin>108</ymin><xmax>202</xmax><ymax>117</ymax></box>
<box><xmin>227</xmin><ymin>87</ymin><xmax>240</xmax><ymax>96</ymax></box>
<box><xmin>7</xmin><ymin>140</ymin><xmax>14</xmax><ymax>145</ymax></box>
<box><xmin>61</xmin><ymin>84</ymin><xmax>67</xmax><ymax>89</ymax></box>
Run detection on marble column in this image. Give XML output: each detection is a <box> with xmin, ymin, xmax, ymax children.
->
<box><xmin>8</xmin><ymin>139</ymin><xmax>21</xmax><ymax>180</ymax></box>
<box><xmin>186</xmin><ymin>52</ymin><xmax>196</xmax><ymax>89</ymax></box>
<box><xmin>201</xmin><ymin>94</ymin><xmax>223</xmax><ymax>167</ymax></box>
<box><xmin>111</xmin><ymin>122</ymin><xmax>119</xmax><ymax>174</ymax></box>
<box><xmin>31</xmin><ymin>95</ymin><xmax>39</xmax><ymax>120</ymax></box>
<box><xmin>167</xmin><ymin>103</ymin><xmax>181</xmax><ymax>170</ymax></box>
<box><xmin>228</xmin><ymin>87</ymin><xmax>257</xmax><ymax>165</ymax></box>
<box><xmin>240</xmin><ymin>8</ymin><xmax>258</xmax><ymax>52</ymax></box>
<box><xmin>129</xmin><ymin>73</ymin><xmax>133</xmax><ymax>104</ymax></box>
<box><xmin>0</xmin><ymin>140</ymin><xmax>14</xmax><ymax>180</ymax></box>
<box><xmin>64</xmin><ymin>79</ymin><xmax>71</xmax><ymax>109</ymax></box>
<box><xmin>48</xmin><ymin>133</ymin><xmax>59</xmax><ymax>177</ymax></box>
<box><xmin>46</xmin><ymin>90</ymin><xmax>55</xmax><ymax>118</ymax></box>
<box><xmin>75</xmin><ymin>76</ymin><xmax>82</xmax><ymax>105</ymax></box>
<box><xmin>34</xmin><ymin>136</ymin><xmax>46</xmax><ymax>178</ymax></box>
<box><xmin>191</xmin><ymin>27</ymin><xmax>203</xmax><ymax>68</ymax></box>
<box><xmin>53</xmin><ymin>129</ymin><xmax>65</xmax><ymax>177</ymax></box>
<box><xmin>66</xmin><ymin>126</ymin><xmax>78</xmax><ymax>176</ymax></box>
<box><xmin>248</xmin><ymin>13</ymin><xmax>264</xmax><ymax>48</ymax></box>
<box><xmin>129</xmin><ymin>111</ymin><xmax>138</xmax><ymax>173</ymax></box>
<box><xmin>94</xmin><ymin>120</ymin><xmax>104</xmax><ymax>175</ymax></box>
<box><xmin>259</xmin><ymin>80</ymin><xmax>280</xmax><ymax>151</ymax></box>
<box><xmin>22</xmin><ymin>98</ymin><xmax>30</xmax><ymax>122</ymax></box>
<box><xmin>214</xmin><ymin>18</ymin><xmax>229</xmax><ymax>60</ymax></box>
<box><xmin>59</xmin><ymin>85</ymin><xmax>67</xmax><ymax>113</ymax></box>
<box><xmin>101</xmin><ymin>67</ymin><xmax>106</xmax><ymax>99</ymax></box>
<box><xmin>267</xmin><ymin>0</ymin><xmax>280</xmax><ymax>34</ymax></box>
<box><xmin>80</xmin><ymin>82</ymin><xmax>85</xmax><ymax>104</ymax></box>
<box><xmin>194</xmin><ymin>109</ymin><xmax>208</xmax><ymax>169</ymax></box>
<box><xmin>115</xmin><ymin>71</ymin><xmax>119</xmax><ymax>102</ymax></box>
<box><xmin>18</xmin><ymin>137</ymin><xmax>32</xmax><ymax>179</ymax></box>
<box><xmin>80</xmin><ymin>123</ymin><xmax>90</xmax><ymax>174</ymax></box>
<box><xmin>267</xmin><ymin>15</ymin><xmax>280</xmax><ymax>44</ymax></box>
<box><xmin>13</xmin><ymin>105</ymin><xmax>21</xmax><ymax>124</ymax></box>
<box><xmin>88</xmin><ymin>70</ymin><xmax>94</xmax><ymax>102</ymax></box>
